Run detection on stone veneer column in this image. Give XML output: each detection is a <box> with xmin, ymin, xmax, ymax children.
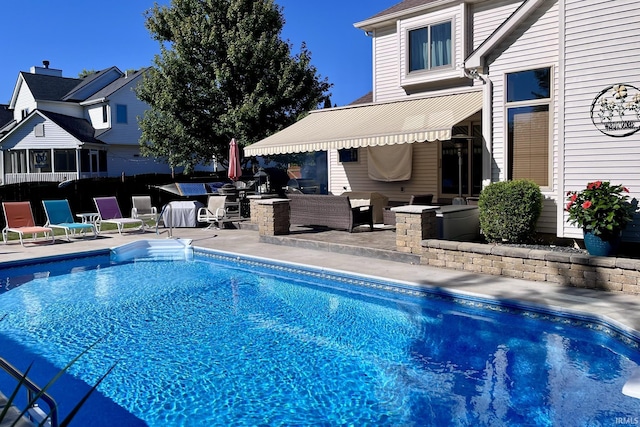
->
<box><xmin>257</xmin><ymin>198</ymin><xmax>290</xmax><ymax>236</ymax></box>
<box><xmin>393</xmin><ymin>206</ymin><xmax>438</xmax><ymax>254</ymax></box>
<box><xmin>247</xmin><ymin>194</ymin><xmax>279</xmax><ymax>224</ymax></box>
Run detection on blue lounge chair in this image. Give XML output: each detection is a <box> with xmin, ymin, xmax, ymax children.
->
<box><xmin>42</xmin><ymin>199</ymin><xmax>97</xmax><ymax>241</ymax></box>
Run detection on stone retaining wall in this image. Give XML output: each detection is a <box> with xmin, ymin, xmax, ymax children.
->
<box><xmin>421</xmin><ymin>239</ymin><xmax>640</xmax><ymax>294</ymax></box>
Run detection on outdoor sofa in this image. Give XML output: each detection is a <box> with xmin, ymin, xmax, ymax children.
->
<box><xmin>286</xmin><ymin>193</ymin><xmax>373</xmax><ymax>232</ymax></box>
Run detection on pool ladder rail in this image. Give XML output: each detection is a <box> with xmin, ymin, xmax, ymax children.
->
<box><xmin>0</xmin><ymin>357</ymin><xmax>58</xmax><ymax>427</ymax></box>
<box><xmin>156</xmin><ymin>203</ymin><xmax>173</xmax><ymax>238</ymax></box>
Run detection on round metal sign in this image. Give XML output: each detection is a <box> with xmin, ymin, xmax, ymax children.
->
<box><xmin>590</xmin><ymin>83</ymin><xmax>640</xmax><ymax>137</ymax></box>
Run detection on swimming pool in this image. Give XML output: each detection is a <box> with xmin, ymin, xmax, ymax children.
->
<box><xmin>1</xmin><ymin>245</ymin><xmax>640</xmax><ymax>426</ymax></box>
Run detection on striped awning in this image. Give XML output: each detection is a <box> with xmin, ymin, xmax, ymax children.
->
<box><xmin>244</xmin><ymin>91</ymin><xmax>482</xmax><ymax>156</ymax></box>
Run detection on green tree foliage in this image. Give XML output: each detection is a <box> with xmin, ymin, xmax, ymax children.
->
<box><xmin>78</xmin><ymin>69</ymin><xmax>97</xmax><ymax>78</ymax></box>
<box><xmin>136</xmin><ymin>0</ymin><xmax>332</xmax><ymax>173</ymax></box>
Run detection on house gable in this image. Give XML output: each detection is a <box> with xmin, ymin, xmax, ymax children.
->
<box><xmin>0</xmin><ymin>110</ymin><xmax>104</xmax><ymax>150</ymax></box>
<box><xmin>465</xmin><ymin>0</ymin><xmax>548</xmax><ymax>70</ymax></box>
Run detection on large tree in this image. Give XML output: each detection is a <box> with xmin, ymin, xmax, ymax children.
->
<box><xmin>136</xmin><ymin>0</ymin><xmax>331</xmax><ymax>173</ymax></box>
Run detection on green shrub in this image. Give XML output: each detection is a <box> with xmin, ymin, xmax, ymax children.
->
<box><xmin>478</xmin><ymin>179</ymin><xmax>543</xmax><ymax>243</ymax></box>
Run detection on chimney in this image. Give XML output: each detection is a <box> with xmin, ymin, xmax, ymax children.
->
<box><xmin>29</xmin><ymin>61</ymin><xmax>63</xmax><ymax>77</ymax></box>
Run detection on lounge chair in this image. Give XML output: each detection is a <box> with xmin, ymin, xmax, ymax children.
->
<box><xmin>2</xmin><ymin>201</ymin><xmax>55</xmax><ymax>246</ymax></box>
<box><xmin>131</xmin><ymin>195</ymin><xmax>159</xmax><ymax>226</ymax></box>
<box><xmin>42</xmin><ymin>199</ymin><xmax>97</xmax><ymax>241</ymax></box>
<box><xmin>197</xmin><ymin>195</ymin><xmax>236</xmax><ymax>229</ymax></box>
<box><xmin>93</xmin><ymin>196</ymin><xmax>144</xmax><ymax>234</ymax></box>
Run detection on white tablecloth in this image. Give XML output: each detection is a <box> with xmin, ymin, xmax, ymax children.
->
<box><xmin>162</xmin><ymin>201</ymin><xmax>204</xmax><ymax>227</ymax></box>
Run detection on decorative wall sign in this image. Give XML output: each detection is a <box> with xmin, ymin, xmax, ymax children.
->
<box><xmin>590</xmin><ymin>84</ymin><xmax>640</xmax><ymax>137</ymax></box>
<box><xmin>33</xmin><ymin>150</ymin><xmax>49</xmax><ymax>168</ymax></box>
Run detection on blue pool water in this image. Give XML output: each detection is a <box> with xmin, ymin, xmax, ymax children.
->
<box><xmin>1</xmin><ymin>249</ymin><xmax>640</xmax><ymax>426</ymax></box>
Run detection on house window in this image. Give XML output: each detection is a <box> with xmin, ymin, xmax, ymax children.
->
<box><xmin>409</xmin><ymin>21</ymin><xmax>451</xmax><ymax>72</ymax></box>
<box><xmin>54</xmin><ymin>149</ymin><xmax>77</xmax><ymax>172</ymax></box>
<box><xmin>338</xmin><ymin>148</ymin><xmax>358</xmax><ymax>163</ymax></box>
<box><xmin>80</xmin><ymin>149</ymin><xmax>107</xmax><ymax>173</ymax></box>
<box><xmin>441</xmin><ymin>124</ymin><xmax>482</xmax><ymax>197</ymax></box>
<box><xmin>21</xmin><ymin>109</ymin><xmax>29</xmax><ymax>119</ymax></box>
<box><xmin>99</xmin><ymin>150</ymin><xmax>107</xmax><ymax>172</ymax></box>
<box><xmin>34</xmin><ymin>123</ymin><xmax>45</xmax><ymax>137</ymax></box>
<box><xmin>506</xmin><ymin>68</ymin><xmax>551</xmax><ymax>187</ymax></box>
<box><xmin>116</xmin><ymin>104</ymin><xmax>127</xmax><ymax>124</ymax></box>
<box><xmin>3</xmin><ymin>150</ymin><xmax>27</xmax><ymax>173</ymax></box>
<box><xmin>102</xmin><ymin>105</ymin><xmax>108</xmax><ymax>123</ymax></box>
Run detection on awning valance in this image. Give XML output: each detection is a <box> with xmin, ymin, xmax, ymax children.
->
<box><xmin>244</xmin><ymin>91</ymin><xmax>482</xmax><ymax>156</ymax></box>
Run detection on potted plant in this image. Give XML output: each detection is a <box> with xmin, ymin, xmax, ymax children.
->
<box><xmin>565</xmin><ymin>181</ymin><xmax>635</xmax><ymax>256</ymax></box>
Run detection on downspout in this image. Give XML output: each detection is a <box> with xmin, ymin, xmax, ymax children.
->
<box><xmin>463</xmin><ymin>67</ymin><xmax>493</xmax><ymax>189</ymax></box>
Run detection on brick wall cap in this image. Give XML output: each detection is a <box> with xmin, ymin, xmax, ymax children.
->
<box><xmin>257</xmin><ymin>198</ymin><xmax>290</xmax><ymax>205</ymax></box>
<box><xmin>392</xmin><ymin>206</ymin><xmax>438</xmax><ymax>214</ymax></box>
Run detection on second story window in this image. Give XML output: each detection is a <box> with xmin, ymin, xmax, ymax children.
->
<box><xmin>409</xmin><ymin>21</ymin><xmax>452</xmax><ymax>72</ymax></box>
<box><xmin>116</xmin><ymin>104</ymin><xmax>127</xmax><ymax>124</ymax></box>
<box><xmin>102</xmin><ymin>105</ymin><xmax>108</xmax><ymax>123</ymax></box>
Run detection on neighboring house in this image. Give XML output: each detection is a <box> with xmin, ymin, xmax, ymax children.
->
<box><xmin>0</xmin><ymin>62</ymin><xmax>173</xmax><ymax>185</ymax></box>
<box><xmin>245</xmin><ymin>0</ymin><xmax>640</xmax><ymax>243</ymax></box>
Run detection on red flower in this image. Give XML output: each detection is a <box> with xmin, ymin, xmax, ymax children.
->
<box><xmin>582</xmin><ymin>200</ymin><xmax>592</xmax><ymax>209</ymax></box>
<box><xmin>571</xmin><ymin>193</ymin><xmax>578</xmax><ymax>202</ymax></box>
<box><xmin>587</xmin><ymin>181</ymin><xmax>602</xmax><ymax>190</ymax></box>
<box><xmin>623</xmin><ymin>187</ymin><xmax>630</xmax><ymax>193</ymax></box>
<box><xmin>565</xmin><ymin>202</ymin><xmax>573</xmax><ymax>211</ymax></box>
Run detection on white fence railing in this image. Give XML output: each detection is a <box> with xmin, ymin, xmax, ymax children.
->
<box><xmin>2</xmin><ymin>172</ymin><xmax>109</xmax><ymax>185</ymax></box>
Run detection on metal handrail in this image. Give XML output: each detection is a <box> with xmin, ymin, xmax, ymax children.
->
<box><xmin>156</xmin><ymin>203</ymin><xmax>173</xmax><ymax>238</ymax></box>
<box><xmin>0</xmin><ymin>357</ymin><xmax>58</xmax><ymax>427</ymax></box>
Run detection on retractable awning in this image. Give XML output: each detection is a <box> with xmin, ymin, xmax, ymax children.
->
<box><xmin>244</xmin><ymin>91</ymin><xmax>482</xmax><ymax>156</ymax></box>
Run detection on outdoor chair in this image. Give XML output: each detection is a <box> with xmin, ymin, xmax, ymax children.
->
<box><xmin>409</xmin><ymin>194</ymin><xmax>434</xmax><ymax>205</ymax></box>
<box><xmin>42</xmin><ymin>199</ymin><xmax>97</xmax><ymax>241</ymax></box>
<box><xmin>197</xmin><ymin>195</ymin><xmax>235</xmax><ymax>229</ymax></box>
<box><xmin>2</xmin><ymin>201</ymin><xmax>55</xmax><ymax>246</ymax></box>
<box><xmin>94</xmin><ymin>196</ymin><xmax>144</xmax><ymax>234</ymax></box>
<box><xmin>131</xmin><ymin>195</ymin><xmax>160</xmax><ymax>227</ymax></box>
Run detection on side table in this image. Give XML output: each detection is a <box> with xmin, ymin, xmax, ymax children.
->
<box><xmin>76</xmin><ymin>213</ymin><xmax>101</xmax><ymax>233</ymax></box>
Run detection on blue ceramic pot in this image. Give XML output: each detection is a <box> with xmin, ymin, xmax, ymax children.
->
<box><xmin>583</xmin><ymin>230</ymin><xmax>621</xmax><ymax>257</ymax></box>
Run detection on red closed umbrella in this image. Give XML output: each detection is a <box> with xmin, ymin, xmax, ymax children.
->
<box><xmin>228</xmin><ymin>138</ymin><xmax>242</xmax><ymax>181</ymax></box>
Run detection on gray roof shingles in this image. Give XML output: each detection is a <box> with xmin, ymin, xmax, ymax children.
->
<box><xmin>38</xmin><ymin>110</ymin><xmax>104</xmax><ymax>144</ymax></box>
<box><xmin>0</xmin><ymin>104</ymin><xmax>13</xmax><ymax>128</ymax></box>
<box><xmin>366</xmin><ymin>0</ymin><xmax>440</xmax><ymax>21</ymax></box>
<box><xmin>20</xmin><ymin>72</ymin><xmax>81</xmax><ymax>102</ymax></box>
<box><xmin>85</xmin><ymin>68</ymin><xmax>146</xmax><ymax>102</ymax></box>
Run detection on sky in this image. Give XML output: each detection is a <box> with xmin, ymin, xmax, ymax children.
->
<box><xmin>0</xmin><ymin>0</ymin><xmax>398</xmax><ymax>107</ymax></box>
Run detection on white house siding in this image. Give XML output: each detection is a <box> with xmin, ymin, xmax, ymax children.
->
<box><xmin>328</xmin><ymin>142</ymin><xmax>440</xmax><ymax>203</ymax></box>
<box><xmin>562</xmin><ymin>0</ymin><xmax>640</xmax><ymax>241</ymax></box>
<box><xmin>99</xmin><ymin>82</ymin><xmax>146</xmax><ymax>146</ymax></box>
<box><xmin>485</xmin><ymin>0</ymin><xmax>559</xmax><ymax>234</ymax></box>
<box><xmin>373</xmin><ymin>25</ymin><xmax>404</xmax><ymax>102</ymax></box>
<box><xmin>88</xmin><ymin>104</ymin><xmax>109</xmax><ymax>130</ymax></box>
<box><xmin>36</xmin><ymin>100</ymin><xmax>84</xmax><ymax>118</ymax></box>
<box><xmin>12</xmin><ymin>84</ymin><xmax>35</xmax><ymax>121</ymax></box>
<box><xmin>107</xmin><ymin>145</ymin><xmax>172</xmax><ymax>177</ymax></box>
<box><xmin>1</xmin><ymin>115</ymin><xmax>80</xmax><ymax>150</ymax></box>
<box><xmin>471</xmin><ymin>0</ymin><xmax>523</xmax><ymax>50</ymax></box>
